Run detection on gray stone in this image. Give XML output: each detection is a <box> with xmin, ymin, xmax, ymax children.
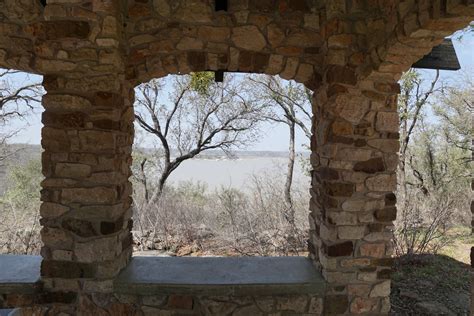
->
<box><xmin>115</xmin><ymin>257</ymin><xmax>325</xmax><ymax>296</ymax></box>
<box><xmin>0</xmin><ymin>255</ymin><xmax>41</xmax><ymax>294</ymax></box>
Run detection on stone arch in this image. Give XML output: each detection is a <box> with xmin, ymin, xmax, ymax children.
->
<box><xmin>0</xmin><ymin>0</ymin><xmax>473</xmax><ymax>314</ymax></box>
<box><xmin>124</xmin><ymin>0</ymin><xmax>325</xmax><ymax>90</ymax></box>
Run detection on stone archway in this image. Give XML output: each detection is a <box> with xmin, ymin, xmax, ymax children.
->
<box><xmin>0</xmin><ymin>0</ymin><xmax>473</xmax><ymax>315</ymax></box>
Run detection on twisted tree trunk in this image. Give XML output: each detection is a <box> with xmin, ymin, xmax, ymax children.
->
<box><xmin>284</xmin><ymin>121</ymin><xmax>296</xmax><ymax>226</ymax></box>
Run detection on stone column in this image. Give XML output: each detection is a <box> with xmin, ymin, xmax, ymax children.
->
<box><xmin>39</xmin><ymin>73</ymin><xmax>134</xmax><ymax>296</ymax></box>
<box><xmin>309</xmin><ymin>73</ymin><xmax>399</xmax><ymax>314</ymax></box>
<box><xmin>30</xmin><ymin>0</ymin><xmax>133</xmax><ymax>300</ymax></box>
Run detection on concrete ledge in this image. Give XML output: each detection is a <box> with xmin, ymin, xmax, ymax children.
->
<box><xmin>115</xmin><ymin>256</ymin><xmax>326</xmax><ymax>296</ymax></box>
<box><xmin>0</xmin><ymin>255</ymin><xmax>41</xmax><ymax>294</ymax></box>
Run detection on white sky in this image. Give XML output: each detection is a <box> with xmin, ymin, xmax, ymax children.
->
<box><xmin>4</xmin><ymin>32</ymin><xmax>474</xmax><ymax>152</ymax></box>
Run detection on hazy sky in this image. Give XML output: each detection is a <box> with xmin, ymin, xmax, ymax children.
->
<box><xmin>4</xmin><ymin>32</ymin><xmax>474</xmax><ymax>152</ymax></box>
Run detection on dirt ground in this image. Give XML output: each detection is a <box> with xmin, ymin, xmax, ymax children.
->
<box><xmin>390</xmin><ymin>227</ymin><xmax>473</xmax><ymax>316</ymax></box>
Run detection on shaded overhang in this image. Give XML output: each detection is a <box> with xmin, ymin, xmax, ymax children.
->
<box><xmin>412</xmin><ymin>38</ymin><xmax>461</xmax><ymax>71</ymax></box>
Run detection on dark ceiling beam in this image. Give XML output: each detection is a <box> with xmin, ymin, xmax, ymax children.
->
<box><xmin>214</xmin><ymin>70</ymin><xmax>224</xmax><ymax>83</ymax></box>
<box><xmin>412</xmin><ymin>38</ymin><xmax>461</xmax><ymax>71</ymax></box>
<box><xmin>215</xmin><ymin>0</ymin><xmax>228</xmax><ymax>12</ymax></box>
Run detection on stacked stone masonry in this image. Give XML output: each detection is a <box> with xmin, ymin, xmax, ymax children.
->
<box><xmin>1</xmin><ymin>293</ymin><xmax>325</xmax><ymax>315</ymax></box>
<box><xmin>0</xmin><ymin>0</ymin><xmax>473</xmax><ymax>315</ymax></box>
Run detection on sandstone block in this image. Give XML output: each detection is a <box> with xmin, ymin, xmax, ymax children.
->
<box><xmin>350</xmin><ymin>297</ymin><xmax>378</xmax><ymax>314</ymax></box>
<box><xmin>360</xmin><ymin>243</ymin><xmax>385</xmax><ymax>258</ymax></box>
<box><xmin>338</xmin><ymin>225</ymin><xmax>366</xmax><ymax>239</ymax></box>
<box><xmin>61</xmin><ymin>187</ymin><xmax>117</xmax><ymax>204</ymax></box>
<box><xmin>326</xmin><ymin>241</ymin><xmax>353</xmax><ymax>257</ymax></box>
<box><xmin>366</xmin><ymin>174</ymin><xmax>397</xmax><ymax>192</ymax></box>
<box><xmin>232</xmin><ymin>26</ymin><xmax>267</xmax><ymax>51</ymax></box>
<box><xmin>370</xmin><ymin>280</ymin><xmax>391</xmax><ymax>297</ymax></box>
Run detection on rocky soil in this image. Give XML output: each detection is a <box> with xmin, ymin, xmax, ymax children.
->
<box><xmin>390</xmin><ymin>254</ymin><xmax>470</xmax><ymax>316</ymax></box>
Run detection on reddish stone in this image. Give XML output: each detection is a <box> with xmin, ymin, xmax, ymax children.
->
<box><xmin>353</xmin><ymin>158</ymin><xmax>385</xmax><ymax>174</ymax></box>
<box><xmin>167</xmin><ymin>295</ymin><xmax>193</xmax><ymax>310</ymax></box>
<box><xmin>374</xmin><ymin>207</ymin><xmax>397</xmax><ymax>222</ymax></box>
<box><xmin>318</xmin><ymin>167</ymin><xmax>339</xmax><ymax>180</ymax></box>
<box><xmin>326</xmin><ymin>65</ymin><xmax>357</xmax><ymax>86</ymax></box>
<box><xmin>42</xmin><ymin>112</ymin><xmax>86</xmax><ymax>128</ymax></box>
<box><xmin>41</xmin><ymin>260</ymin><xmax>96</xmax><ymax>279</ymax></box>
<box><xmin>187</xmin><ymin>51</ymin><xmax>206</xmax><ymax>71</ymax></box>
<box><xmin>324</xmin><ymin>295</ymin><xmax>348</xmax><ymax>314</ymax></box>
<box><xmin>325</xmin><ymin>182</ymin><xmax>355</xmax><ymax>197</ymax></box>
<box><xmin>31</xmin><ymin>21</ymin><xmax>90</xmax><ymax>40</ymax></box>
<box><xmin>326</xmin><ymin>241</ymin><xmax>354</xmax><ymax>257</ymax></box>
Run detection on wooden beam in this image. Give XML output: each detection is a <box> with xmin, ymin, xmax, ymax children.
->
<box><xmin>214</xmin><ymin>70</ymin><xmax>224</xmax><ymax>83</ymax></box>
<box><xmin>412</xmin><ymin>39</ymin><xmax>461</xmax><ymax>71</ymax></box>
<box><xmin>215</xmin><ymin>0</ymin><xmax>228</xmax><ymax>12</ymax></box>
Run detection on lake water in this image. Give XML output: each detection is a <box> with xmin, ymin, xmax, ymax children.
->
<box><xmin>167</xmin><ymin>156</ymin><xmax>310</xmax><ymax>190</ymax></box>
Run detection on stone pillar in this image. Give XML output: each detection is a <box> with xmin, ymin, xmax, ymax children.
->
<box><xmin>309</xmin><ymin>75</ymin><xmax>399</xmax><ymax>314</ymax></box>
<box><xmin>30</xmin><ymin>0</ymin><xmax>133</xmax><ymax>300</ymax></box>
<box><xmin>39</xmin><ymin>73</ymin><xmax>134</xmax><ymax>296</ymax></box>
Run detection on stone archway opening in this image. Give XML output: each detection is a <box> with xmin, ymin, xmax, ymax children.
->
<box><xmin>130</xmin><ymin>71</ymin><xmax>314</xmax><ymax>258</ymax></box>
<box><xmin>0</xmin><ymin>0</ymin><xmax>473</xmax><ymax>315</ymax></box>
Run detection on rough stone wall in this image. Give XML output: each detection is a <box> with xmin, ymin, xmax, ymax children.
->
<box><xmin>309</xmin><ymin>77</ymin><xmax>399</xmax><ymax>314</ymax></box>
<box><xmin>124</xmin><ymin>0</ymin><xmax>325</xmax><ymax>89</ymax></box>
<box><xmin>32</xmin><ymin>0</ymin><xmax>135</xmax><ymax>299</ymax></box>
<box><xmin>0</xmin><ymin>0</ymin><xmax>473</xmax><ymax>315</ymax></box>
<box><xmin>2</xmin><ymin>293</ymin><xmax>324</xmax><ymax>316</ymax></box>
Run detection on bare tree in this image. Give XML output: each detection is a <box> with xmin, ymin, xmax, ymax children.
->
<box><xmin>249</xmin><ymin>75</ymin><xmax>312</xmax><ymax>226</ymax></box>
<box><xmin>0</xmin><ymin>69</ymin><xmax>43</xmax><ymax>165</ymax></box>
<box><xmin>433</xmin><ymin>71</ymin><xmax>474</xmax><ymax>232</ymax></box>
<box><xmin>134</xmin><ymin>73</ymin><xmax>264</xmax><ymax>203</ymax></box>
<box><xmin>398</xmin><ymin>69</ymin><xmax>440</xmax><ymax>198</ymax></box>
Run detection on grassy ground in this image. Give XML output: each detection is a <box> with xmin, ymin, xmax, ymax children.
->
<box><xmin>439</xmin><ymin>226</ymin><xmax>474</xmax><ymax>264</ymax></box>
<box><xmin>391</xmin><ymin>226</ymin><xmax>472</xmax><ymax>315</ymax></box>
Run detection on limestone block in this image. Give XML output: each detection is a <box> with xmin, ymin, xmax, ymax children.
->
<box><xmin>75</xmin><ymin>237</ymin><xmax>120</xmax><ymax>263</ymax></box>
<box><xmin>376</xmin><ymin>112</ymin><xmax>399</xmax><ymax>132</ymax></box>
<box><xmin>55</xmin><ymin>163</ymin><xmax>92</xmax><ymax>178</ymax></box>
<box><xmin>365</xmin><ymin>174</ymin><xmax>397</xmax><ymax>192</ymax></box>
<box><xmin>232</xmin><ymin>26</ymin><xmax>267</xmax><ymax>51</ymax></box>
<box><xmin>276</xmin><ymin>295</ymin><xmax>308</xmax><ymax>313</ymax></box>
<box><xmin>350</xmin><ymin>297</ymin><xmax>379</xmax><ymax>314</ymax></box>
<box><xmin>198</xmin><ymin>26</ymin><xmax>230</xmax><ymax>42</ymax></box>
<box><xmin>338</xmin><ymin>225</ymin><xmax>367</xmax><ymax>239</ymax></box>
<box><xmin>176</xmin><ymin>37</ymin><xmax>204</xmax><ymax>50</ymax></box>
<box><xmin>334</xmin><ymin>94</ymin><xmax>370</xmax><ymax>124</ymax></box>
<box><xmin>370</xmin><ymin>280</ymin><xmax>391</xmax><ymax>297</ymax></box>
<box><xmin>61</xmin><ymin>187</ymin><xmax>117</xmax><ymax>204</ymax></box>
<box><xmin>359</xmin><ymin>242</ymin><xmax>385</xmax><ymax>258</ymax></box>
<box><xmin>40</xmin><ymin>202</ymin><xmax>70</xmax><ymax>218</ymax></box>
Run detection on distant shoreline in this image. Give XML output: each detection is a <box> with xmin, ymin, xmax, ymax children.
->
<box><xmin>6</xmin><ymin>143</ymin><xmax>310</xmax><ymax>159</ymax></box>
